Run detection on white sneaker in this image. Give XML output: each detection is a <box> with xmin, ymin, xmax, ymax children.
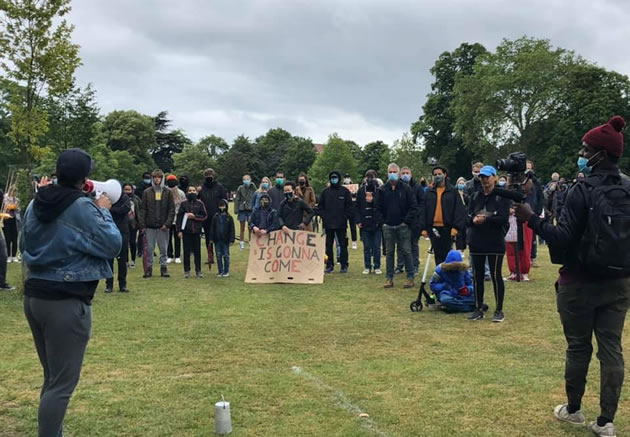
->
<box><xmin>223</xmin><ymin>272</ymin><xmax>230</xmax><ymax>277</ymax></box>
<box><xmin>6</xmin><ymin>258</ymin><xmax>11</xmax><ymax>263</ymax></box>
<box><xmin>588</xmin><ymin>421</ymin><xmax>616</xmax><ymax>436</ymax></box>
<box><xmin>362</xmin><ymin>269</ymin><xmax>370</xmax><ymax>275</ymax></box>
<box><xmin>553</xmin><ymin>404</ymin><xmax>585</xmax><ymax>426</ymax></box>
<box><xmin>175</xmin><ymin>258</ymin><xmax>181</xmax><ymax>264</ymax></box>
<box><xmin>240</xmin><ymin>241</ymin><xmax>245</xmax><ymax>250</ymax></box>
<box><xmin>217</xmin><ymin>273</ymin><xmax>223</xmax><ymax>277</ymax></box>
<box><xmin>374</xmin><ymin>269</ymin><xmax>383</xmax><ymax>275</ymax></box>
<box><xmin>12</xmin><ymin>257</ymin><xmax>18</xmax><ymax>263</ymax></box>
<box><xmin>167</xmin><ymin>258</ymin><xmax>173</xmax><ymax>264</ymax></box>
<box><xmin>521</xmin><ymin>273</ymin><xmax>530</xmax><ymax>281</ymax></box>
<box><xmin>352</xmin><ymin>242</ymin><xmax>358</xmax><ymax>250</ymax></box>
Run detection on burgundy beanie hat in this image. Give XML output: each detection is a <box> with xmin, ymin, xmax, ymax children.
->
<box><xmin>581</xmin><ymin>115</ymin><xmax>626</xmax><ymax>158</ymax></box>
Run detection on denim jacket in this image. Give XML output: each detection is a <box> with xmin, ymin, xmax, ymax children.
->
<box><xmin>21</xmin><ymin>197</ymin><xmax>122</xmax><ymax>282</ymax></box>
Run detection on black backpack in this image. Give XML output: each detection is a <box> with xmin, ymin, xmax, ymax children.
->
<box><xmin>578</xmin><ymin>175</ymin><xmax>630</xmax><ymax>276</ymax></box>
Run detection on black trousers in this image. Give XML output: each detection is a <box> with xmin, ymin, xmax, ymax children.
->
<box><xmin>429</xmin><ymin>226</ymin><xmax>453</xmax><ymax>266</ymax></box>
<box><xmin>348</xmin><ymin>216</ymin><xmax>358</xmax><ymax>242</ymax></box>
<box><xmin>183</xmin><ymin>233</ymin><xmax>202</xmax><ymax>273</ymax></box>
<box><xmin>2</xmin><ymin>217</ymin><xmax>18</xmax><ymax>257</ymax></box>
<box><xmin>557</xmin><ymin>278</ymin><xmax>630</xmax><ymax>420</ymax></box>
<box><xmin>106</xmin><ymin>233</ymin><xmax>129</xmax><ymax>288</ymax></box>
<box><xmin>129</xmin><ymin>228</ymin><xmax>138</xmax><ymax>262</ymax></box>
<box><xmin>167</xmin><ymin>224</ymin><xmax>181</xmax><ymax>258</ymax></box>
<box><xmin>326</xmin><ymin>228</ymin><xmax>348</xmax><ymax>268</ymax></box>
<box><xmin>471</xmin><ymin>254</ymin><xmax>504</xmax><ymax>312</ymax></box>
<box><xmin>0</xmin><ymin>230</ymin><xmax>7</xmax><ymax>285</ymax></box>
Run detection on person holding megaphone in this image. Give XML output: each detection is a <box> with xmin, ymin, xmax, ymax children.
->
<box><xmin>21</xmin><ymin>148</ymin><xmax>122</xmax><ymax>437</ymax></box>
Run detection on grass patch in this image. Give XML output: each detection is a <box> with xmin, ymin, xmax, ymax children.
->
<box><xmin>1</xmin><ymin>238</ymin><xmax>628</xmax><ymax>436</ymax></box>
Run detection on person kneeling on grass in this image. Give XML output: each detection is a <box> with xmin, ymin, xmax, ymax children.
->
<box><xmin>209</xmin><ymin>199</ymin><xmax>235</xmax><ymax>278</ymax></box>
<box><xmin>429</xmin><ymin>250</ymin><xmax>475</xmax><ymax>313</ymax></box>
<box><xmin>177</xmin><ymin>186</ymin><xmax>208</xmax><ymax>279</ymax></box>
<box><xmin>250</xmin><ymin>193</ymin><xmax>280</xmax><ymax>237</ymax></box>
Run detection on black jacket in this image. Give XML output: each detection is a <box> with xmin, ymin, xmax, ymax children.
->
<box><xmin>209</xmin><ymin>212</ymin><xmax>235</xmax><ymax>243</ymax></box>
<box><xmin>423</xmin><ymin>182</ymin><xmax>466</xmax><ymax>232</ymax></box>
<box><xmin>199</xmin><ymin>180</ymin><xmax>228</xmax><ymax>222</ymax></box>
<box><xmin>250</xmin><ymin>207</ymin><xmax>281</xmax><ymax>232</ymax></box>
<box><xmin>278</xmin><ymin>198</ymin><xmax>313</xmax><ymax>230</ymax></box>
<box><xmin>176</xmin><ymin>199</ymin><xmax>208</xmax><ymax>234</ymax></box>
<box><xmin>356</xmin><ymin>187</ymin><xmax>382</xmax><ymax>231</ymax></box>
<box><xmin>406</xmin><ymin>178</ymin><xmax>426</xmax><ymax>230</ymax></box>
<box><xmin>110</xmin><ymin>194</ymin><xmax>131</xmax><ymax>236</ymax></box>
<box><xmin>528</xmin><ymin>167</ymin><xmax>629</xmax><ymax>278</ymax></box>
<box><xmin>268</xmin><ymin>185</ymin><xmax>285</xmax><ymax>211</ymax></box>
<box><xmin>377</xmin><ymin>181</ymin><xmax>418</xmax><ymax>227</ymax></box>
<box><xmin>464</xmin><ymin>177</ymin><xmax>482</xmax><ymax>200</ymax></box>
<box><xmin>466</xmin><ymin>190</ymin><xmax>511</xmax><ymax>254</ymax></box>
<box><xmin>318</xmin><ymin>184</ymin><xmax>352</xmax><ymax>230</ymax></box>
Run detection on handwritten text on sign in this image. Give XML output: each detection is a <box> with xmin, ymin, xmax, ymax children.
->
<box><xmin>245</xmin><ymin>230</ymin><xmax>325</xmax><ymax>284</ymax></box>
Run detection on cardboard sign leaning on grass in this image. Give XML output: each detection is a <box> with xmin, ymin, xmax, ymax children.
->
<box><xmin>245</xmin><ymin>230</ymin><xmax>325</xmax><ymax>284</ymax></box>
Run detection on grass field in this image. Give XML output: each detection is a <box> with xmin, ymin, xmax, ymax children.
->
<box><xmin>1</xmin><ymin>236</ymin><xmax>629</xmax><ymax>436</ymax></box>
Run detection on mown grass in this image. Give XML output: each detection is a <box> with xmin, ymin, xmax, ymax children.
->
<box><xmin>1</xmin><ymin>237</ymin><xmax>629</xmax><ymax>436</ymax></box>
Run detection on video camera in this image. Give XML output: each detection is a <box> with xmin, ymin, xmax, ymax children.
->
<box><xmin>494</xmin><ymin>152</ymin><xmax>529</xmax><ymax>203</ymax></box>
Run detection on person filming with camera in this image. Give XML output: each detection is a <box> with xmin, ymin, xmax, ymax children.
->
<box><xmin>515</xmin><ymin>116</ymin><xmax>630</xmax><ymax>437</ymax></box>
<box><xmin>466</xmin><ymin>165</ymin><xmax>511</xmax><ymax>323</ymax></box>
<box><xmin>21</xmin><ymin>148</ymin><xmax>122</xmax><ymax>437</ymax></box>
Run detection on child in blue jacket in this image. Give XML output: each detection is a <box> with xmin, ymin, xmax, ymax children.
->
<box><xmin>430</xmin><ymin>249</ymin><xmax>475</xmax><ymax>313</ymax></box>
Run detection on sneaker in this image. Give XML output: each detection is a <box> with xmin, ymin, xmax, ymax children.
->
<box><xmin>143</xmin><ymin>271</ymin><xmax>152</xmax><ymax>278</ymax></box>
<box><xmin>504</xmin><ymin>274</ymin><xmax>516</xmax><ymax>281</ymax></box>
<box><xmin>13</xmin><ymin>256</ymin><xmax>19</xmax><ymax>263</ymax></box>
<box><xmin>222</xmin><ymin>272</ymin><xmax>229</xmax><ymax>278</ymax></box>
<box><xmin>384</xmin><ymin>279</ymin><xmax>394</xmax><ymax>289</ymax></box>
<box><xmin>352</xmin><ymin>242</ymin><xmax>358</xmax><ymax>250</ymax></box>
<box><xmin>119</xmin><ymin>287</ymin><xmax>130</xmax><ymax>293</ymax></box>
<box><xmin>374</xmin><ymin>269</ymin><xmax>383</xmax><ymax>275</ymax></box>
<box><xmin>340</xmin><ymin>266</ymin><xmax>348</xmax><ymax>273</ymax></box>
<box><xmin>217</xmin><ymin>273</ymin><xmax>224</xmax><ymax>277</ymax></box>
<box><xmin>403</xmin><ymin>279</ymin><xmax>415</xmax><ymax>289</ymax></box>
<box><xmin>240</xmin><ymin>241</ymin><xmax>245</xmax><ymax>250</ymax></box>
<box><xmin>184</xmin><ymin>271</ymin><xmax>190</xmax><ymax>279</ymax></box>
<box><xmin>128</xmin><ymin>261</ymin><xmax>136</xmax><ymax>269</ymax></box>
<box><xmin>484</xmin><ymin>275</ymin><xmax>492</xmax><ymax>281</ymax></box>
<box><xmin>6</xmin><ymin>258</ymin><xmax>11</xmax><ymax>263</ymax></box>
<box><xmin>553</xmin><ymin>404</ymin><xmax>585</xmax><ymax>426</ymax></box>
<box><xmin>521</xmin><ymin>273</ymin><xmax>530</xmax><ymax>281</ymax></box>
<box><xmin>196</xmin><ymin>272</ymin><xmax>204</xmax><ymax>279</ymax></box>
<box><xmin>362</xmin><ymin>269</ymin><xmax>370</xmax><ymax>275</ymax></box>
<box><xmin>531</xmin><ymin>259</ymin><xmax>539</xmax><ymax>268</ymax></box>
<box><xmin>588</xmin><ymin>421</ymin><xmax>616</xmax><ymax>436</ymax></box>
<box><xmin>104</xmin><ymin>287</ymin><xmax>113</xmax><ymax>294</ymax></box>
<box><xmin>0</xmin><ymin>283</ymin><xmax>15</xmax><ymax>291</ymax></box>
<box><xmin>492</xmin><ymin>311</ymin><xmax>505</xmax><ymax>323</ymax></box>
<box><xmin>467</xmin><ymin>310</ymin><xmax>484</xmax><ymax>320</ymax></box>
<box><xmin>325</xmin><ymin>266</ymin><xmax>334</xmax><ymax>274</ymax></box>
<box><xmin>394</xmin><ymin>266</ymin><xmax>404</xmax><ymax>274</ymax></box>
<box><xmin>167</xmin><ymin>258</ymin><xmax>173</xmax><ymax>264</ymax></box>
<box><xmin>175</xmin><ymin>258</ymin><xmax>181</xmax><ymax>264</ymax></box>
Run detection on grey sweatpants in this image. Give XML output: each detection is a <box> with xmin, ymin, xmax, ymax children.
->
<box><xmin>145</xmin><ymin>228</ymin><xmax>169</xmax><ymax>269</ymax></box>
<box><xmin>24</xmin><ymin>296</ymin><xmax>92</xmax><ymax>437</ymax></box>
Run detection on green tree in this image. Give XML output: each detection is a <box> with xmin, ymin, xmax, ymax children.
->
<box><xmin>360</xmin><ymin>140</ymin><xmax>390</xmax><ymax>178</ymax></box>
<box><xmin>452</xmin><ymin>37</ymin><xmax>575</xmax><ymax>156</ymax></box>
<box><xmin>309</xmin><ymin>133</ymin><xmax>358</xmax><ymax>193</ymax></box>
<box><xmin>0</xmin><ymin>0</ymin><xmax>81</xmax><ymax>165</ymax></box>
<box><xmin>198</xmin><ymin>134</ymin><xmax>230</xmax><ymax>159</ymax></box>
<box><xmin>281</xmin><ymin>136</ymin><xmax>317</xmax><ymax>181</ymax></box>
<box><xmin>172</xmin><ymin>142</ymin><xmax>217</xmax><ymax>186</ymax></box>
<box><xmin>152</xmin><ymin>111</ymin><xmax>191</xmax><ymax>172</ymax></box>
<box><xmin>216</xmin><ymin>135</ymin><xmax>263</xmax><ymax>190</ymax></box>
<box><xmin>255</xmin><ymin>128</ymin><xmax>294</xmax><ymax>177</ymax></box>
<box><xmin>101</xmin><ymin>110</ymin><xmax>156</xmax><ymax>166</ymax></box>
<box><xmin>411</xmin><ymin>42</ymin><xmax>487</xmax><ymax>178</ymax></box>
<box><xmin>391</xmin><ymin>133</ymin><xmax>432</xmax><ymax>180</ymax></box>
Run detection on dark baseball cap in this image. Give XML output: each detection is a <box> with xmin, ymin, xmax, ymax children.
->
<box><xmin>56</xmin><ymin>148</ymin><xmax>94</xmax><ymax>186</ymax></box>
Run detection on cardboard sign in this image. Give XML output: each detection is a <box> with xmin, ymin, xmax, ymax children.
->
<box><xmin>344</xmin><ymin>184</ymin><xmax>359</xmax><ymax>194</ymax></box>
<box><xmin>245</xmin><ymin>230</ymin><xmax>325</xmax><ymax>284</ymax></box>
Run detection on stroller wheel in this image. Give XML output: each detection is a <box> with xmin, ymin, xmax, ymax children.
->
<box><xmin>410</xmin><ymin>301</ymin><xmax>423</xmax><ymax>312</ymax></box>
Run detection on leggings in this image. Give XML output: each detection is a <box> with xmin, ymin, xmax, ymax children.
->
<box><xmin>471</xmin><ymin>254</ymin><xmax>505</xmax><ymax>312</ymax></box>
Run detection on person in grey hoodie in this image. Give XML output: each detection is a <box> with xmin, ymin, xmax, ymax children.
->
<box><xmin>234</xmin><ymin>174</ymin><xmax>257</xmax><ymax>250</ymax></box>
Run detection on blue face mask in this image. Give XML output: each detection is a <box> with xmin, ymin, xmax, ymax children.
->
<box><xmin>577</xmin><ymin>156</ymin><xmax>592</xmax><ymax>174</ymax></box>
<box><xmin>143</xmin><ymin>178</ymin><xmax>151</xmax><ymax>185</ymax></box>
<box><xmin>330</xmin><ymin>177</ymin><xmax>339</xmax><ymax>185</ymax></box>
<box><xmin>388</xmin><ymin>173</ymin><xmax>399</xmax><ymax>182</ymax></box>
<box><xmin>457</xmin><ymin>183</ymin><xmax>465</xmax><ymax>190</ymax></box>
<box><xmin>262</xmin><ymin>182</ymin><xmax>269</xmax><ymax>189</ymax></box>
<box><xmin>498</xmin><ymin>181</ymin><xmax>506</xmax><ymax>187</ymax></box>
<box><xmin>401</xmin><ymin>174</ymin><xmax>411</xmax><ymax>182</ymax></box>
<box><xmin>243</xmin><ymin>179</ymin><xmax>251</xmax><ymax>186</ymax></box>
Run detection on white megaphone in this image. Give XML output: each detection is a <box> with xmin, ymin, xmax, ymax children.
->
<box><xmin>83</xmin><ymin>179</ymin><xmax>122</xmax><ymax>204</ymax></box>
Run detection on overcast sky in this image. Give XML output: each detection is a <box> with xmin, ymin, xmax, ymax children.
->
<box><xmin>68</xmin><ymin>0</ymin><xmax>629</xmax><ymax>146</ymax></box>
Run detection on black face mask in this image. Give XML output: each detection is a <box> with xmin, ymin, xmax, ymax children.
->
<box><xmin>187</xmin><ymin>193</ymin><xmax>197</xmax><ymax>201</ymax></box>
<box><xmin>205</xmin><ymin>177</ymin><xmax>213</xmax><ymax>184</ymax></box>
<box><xmin>284</xmin><ymin>192</ymin><xmax>294</xmax><ymax>201</ymax></box>
<box><xmin>167</xmin><ymin>181</ymin><xmax>178</xmax><ymax>188</ymax></box>
<box><xmin>298</xmin><ymin>180</ymin><xmax>305</xmax><ymax>186</ymax></box>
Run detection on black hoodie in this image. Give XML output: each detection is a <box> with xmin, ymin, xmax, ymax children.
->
<box><xmin>318</xmin><ymin>170</ymin><xmax>352</xmax><ymax>229</ymax></box>
<box><xmin>33</xmin><ymin>185</ymin><xmax>86</xmax><ymax>223</ymax></box>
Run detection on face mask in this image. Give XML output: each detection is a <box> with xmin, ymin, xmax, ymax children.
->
<box><xmin>434</xmin><ymin>175</ymin><xmax>444</xmax><ymax>184</ymax></box>
<box><xmin>219</xmin><ymin>206</ymin><xmax>226</xmax><ymax>212</ymax></box>
<box><xmin>205</xmin><ymin>176</ymin><xmax>213</xmax><ymax>184</ymax></box>
<box><xmin>401</xmin><ymin>174</ymin><xmax>411</xmax><ymax>183</ymax></box>
<box><xmin>388</xmin><ymin>173</ymin><xmax>399</xmax><ymax>182</ymax></box>
<box><xmin>187</xmin><ymin>193</ymin><xmax>197</xmax><ymax>201</ymax></box>
<box><xmin>284</xmin><ymin>192</ymin><xmax>294</xmax><ymax>200</ymax></box>
<box><xmin>276</xmin><ymin>178</ymin><xmax>284</xmax><ymax>186</ymax></box>
<box><xmin>577</xmin><ymin>156</ymin><xmax>592</xmax><ymax>174</ymax></box>
<box><xmin>243</xmin><ymin>179</ymin><xmax>251</xmax><ymax>186</ymax></box>
<box><xmin>457</xmin><ymin>183</ymin><xmax>465</xmax><ymax>190</ymax></box>
<box><xmin>143</xmin><ymin>178</ymin><xmax>151</xmax><ymax>185</ymax></box>
<box><xmin>298</xmin><ymin>180</ymin><xmax>305</xmax><ymax>186</ymax></box>
<box><xmin>261</xmin><ymin>200</ymin><xmax>270</xmax><ymax>208</ymax></box>
<box><xmin>52</xmin><ymin>178</ymin><xmax>58</xmax><ymax>185</ymax></box>
<box><xmin>262</xmin><ymin>182</ymin><xmax>269</xmax><ymax>189</ymax></box>
<box><xmin>167</xmin><ymin>181</ymin><xmax>177</xmax><ymax>188</ymax></box>
<box><xmin>473</xmin><ymin>172</ymin><xmax>480</xmax><ymax>179</ymax></box>
<box><xmin>343</xmin><ymin>178</ymin><xmax>351</xmax><ymax>184</ymax></box>
<box><xmin>498</xmin><ymin>181</ymin><xmax>506</xmax><ymax>187</ymax></box>
<box><xmin>124</xmin><ymin>190</ymin><xmax>133</xmax><ymax>196</ymax></box>
<box><xmin>330</xmin><ymin>177</ymin><xmax>339</xmax><ymax>185</ymax></box>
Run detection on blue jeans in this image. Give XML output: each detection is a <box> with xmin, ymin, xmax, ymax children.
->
<box><xmin>361</xmin><ymin>229</ymin><xmax>381</xmax><ymax>270</ymax></box>
<box><xmin>215</xmin><ymin>241</ymin><xmax>230</xmax><ymax>274</ymax></box>
<box><xmin>383</xmin><ymin>224</ymin><xmax>413</xmax><ymax>280</ymax></box>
